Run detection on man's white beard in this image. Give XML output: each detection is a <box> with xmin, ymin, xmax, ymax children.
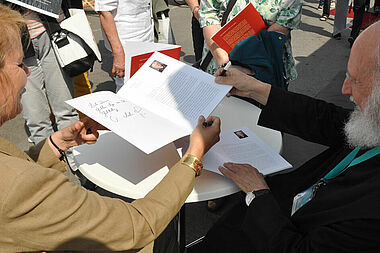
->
<box><xmin>344</xmin><ymin>82</ymin><xmax>380</xmax><ymax>148</ymax></box>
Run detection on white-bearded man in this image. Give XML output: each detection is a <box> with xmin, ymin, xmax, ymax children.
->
<box><xmin>190</xmin><ymin>21</ymin><xmax>380</xmax><ymax>253</ymax></box>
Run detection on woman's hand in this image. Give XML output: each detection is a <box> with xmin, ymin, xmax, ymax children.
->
<box><xmin>215</xmin><ymin>66</ymin><xmax>272</xmax><ymax>106</ymax></box>
<box><xmin>49</xmin><ymin>118</ymin><xmax>107</xmax><ymax>157</ymax></box>
<box><xmin>185</xmin><ymin>115</ymin><xmax>221</xmax><ymax>160</ymax></box>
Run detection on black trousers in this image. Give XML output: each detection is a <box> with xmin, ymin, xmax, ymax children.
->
<box><xmin>351</xmin><ymin>0</ymin><xmax>366</xmax><ymax>39</ymax></box>
<box><xmin>191</xmin><ymin>0</ymin><xmax>204</xmax><ymax>62</ymax></box>
<box><xmin>322</xmin><ymin>0</ymin><xmax>331</xmax><ymax>17</ymax></box>
<box><xmin>187</xmin><ymin>195</ymin><xmax>253</xmax><ymax>253</ymax></box>
<box><xmin>351</xmin><ymin>0</ymin><xmax>380</xmax><ymax>39</ymax></box>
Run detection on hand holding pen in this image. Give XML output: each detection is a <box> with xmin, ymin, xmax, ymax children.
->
<box><xmin>220</xmin><ymin>61</ymin><xmax>231</xmax><ymax>76</ymax></box>
<box><xmin>203</xmin><ymin>121</ymin><xmax>213</xmax><ymax>127</ymax></box>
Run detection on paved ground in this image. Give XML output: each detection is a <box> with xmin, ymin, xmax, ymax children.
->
<box><xmin>0</xmin><ymin>0</ymin><xmax>356</xmax><ymax>247</ymax></box>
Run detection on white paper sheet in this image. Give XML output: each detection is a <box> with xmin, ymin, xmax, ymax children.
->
<box><xmin>118</xmin><ymin>52</ymin><xmax>231</xmax><ymax>129</ymax></box>
<box><xmin>66</xmin><ymin>52</ymin><xmax>232</xmax><ymax>154</ymax></box>
<box><xmin>202</xmin><ymin>127</ymin><xmax>292</xmax><ymax>176</ymax></box>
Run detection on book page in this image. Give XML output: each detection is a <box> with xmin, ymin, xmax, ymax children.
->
<box><xmin>118</xmin><ymin>52</ymin><xmax>232</xmax><ymax>130</ymax></box>
<box><xmin>66</xmin><ymin>91</ymin><xmax>187</xmax><ymax>154</ymax></box>
<box><xmin>202</xmin><ymin>127</ymin><xmax>292</xmax><ymax>176</ymax></box>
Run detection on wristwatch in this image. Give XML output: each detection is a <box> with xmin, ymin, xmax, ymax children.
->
<box><xmin>245</xmin><ymin>189</ymin><xmax>270</xmax><ymax>206</ymax></box>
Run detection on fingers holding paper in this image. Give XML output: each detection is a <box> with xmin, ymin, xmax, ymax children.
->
<box><xmin>186</xmin><ymin>115</ymin><xmax>221</xmax><ymax>160</ymax></box>
<box><xmin>219</xmin><ymin>163</ymin><xmax>269</xmax><ymax>193</ymax></box>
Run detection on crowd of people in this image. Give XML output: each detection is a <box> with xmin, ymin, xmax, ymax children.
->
<box><xmin>0</xmin><ymin>0</ymin><xmax>380</xmax><ymax>252</ymax></box>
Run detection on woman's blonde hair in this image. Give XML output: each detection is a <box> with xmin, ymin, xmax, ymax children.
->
<box><xmin>0</xmin><ymin>4</ymin><xmax>26</xmax><ymax>124</ymax></box>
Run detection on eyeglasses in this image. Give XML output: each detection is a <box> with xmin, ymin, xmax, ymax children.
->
<box><xmin>345</xmin><ymin>71</ymin><xmax>362</xmax><ymax>84</ymax></box>
<box><xmin>12</xmin><ymin>62</ymin><xmax>29</xmax><ymax>75</ymax></box>
<box><xmin>18</xmin><ymin>62</ymin><xmax>28</xmax><ymax>71</ymax></box>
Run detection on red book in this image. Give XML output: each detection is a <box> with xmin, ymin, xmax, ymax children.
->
<box><xmin>211</xmin><ymin>3</ymin><xmax>267</xmax><ymax>53</ymax></box>
<box><xmin>123</xmin><ymin>42</ymin><xmax>181</xmax><ymax>79</ymax></box>
<box><xmin>130</xmin><ymin>47</ymin><xmax>181</xmax><ymax>77</ymax></box>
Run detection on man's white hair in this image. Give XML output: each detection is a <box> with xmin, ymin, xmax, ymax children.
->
<box><xmin>345</xmin><ymin>80</ymin><xmax>380</xmax><ymax>148</ymax></box>
<box><xmin>344</xmin><ymin>23</ymin><xmax>380</xmax><ymax>148</ymax></box>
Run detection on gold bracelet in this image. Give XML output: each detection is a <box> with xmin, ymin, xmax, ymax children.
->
<box><xmin>181</xmin><ymin>154</ymin><xmax>203</xmax><ymax>177</ymax></box>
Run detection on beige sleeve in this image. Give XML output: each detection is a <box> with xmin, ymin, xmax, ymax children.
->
<box><xmin>1</xmin><ymin>159</ymin><xmax>195</xmax><ymax>252</ymax></box>
<box><xmin>25</xmin><ymin>139</ymin><xmax>68</xmax><ymax>172</ymax></box>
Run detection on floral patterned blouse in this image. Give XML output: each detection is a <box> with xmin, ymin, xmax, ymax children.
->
<box><xmin>199</xmin><ymin>0</ymin><xmax>302</xmax><ymax>81</ymax></box>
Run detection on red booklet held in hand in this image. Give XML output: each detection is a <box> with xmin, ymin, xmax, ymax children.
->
<box><xmin>211</xmin><ymin>3</ymin><xmax>267</xmax><ymax>53</ymax></box>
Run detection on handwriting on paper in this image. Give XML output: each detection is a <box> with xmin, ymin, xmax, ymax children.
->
<box><xmin>88</xmin><ymin>98</ymin><xmax>147</xmax><ymax>123</ymax></box>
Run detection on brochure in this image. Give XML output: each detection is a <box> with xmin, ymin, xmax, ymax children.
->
<box><xmin>66</xmin><ymin>52</ymin><xmax>232</xmax><ymax>154</ymax></box>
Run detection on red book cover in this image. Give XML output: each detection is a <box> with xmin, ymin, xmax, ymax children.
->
<box><xmin>211</xmin><ymin>3</ymin><xmax>267</xmax><ymax>53</ymax></box>
<box><xmin>130</xmin><ymin>47</ymin><xmax>181</xmax><ymax>77</ymax></box>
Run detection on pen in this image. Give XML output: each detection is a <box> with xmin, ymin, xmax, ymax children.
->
<box><xmin>220</xmin><ymin>61</ymin><xmax>231</xmax><ymax>76</ymax></box>
<box><xmin>203</xmin><ymin>121</ymin><xmax>213</xmax><ymax>127</ymax></box>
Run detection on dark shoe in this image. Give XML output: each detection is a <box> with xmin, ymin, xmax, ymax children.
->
<box><xmin>332</xmin><ymin>33</ymin><xmax>342</xmax><ymax>40</ymax></box>
<box><xmin>207</xmin><ymin>197</ymin><xmax>226</xmax><ymax>212</ymax></box>
<box><xmin>348</xmin><ymin>36</ymin><xmax>355</xmax><ymax>48</ymax></box>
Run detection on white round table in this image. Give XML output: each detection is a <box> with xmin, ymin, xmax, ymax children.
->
<box><xmin>73</xmin><ymin>96</ymin><xmax>282</xmax><ymax>203</ymax></box>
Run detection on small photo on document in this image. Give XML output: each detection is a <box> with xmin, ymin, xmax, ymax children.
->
<box><xmin>234</xmin><ymin>130</ymin><xmax>248</xmax><ymax>139</ymax></box>
<box><xmin>150</xmin><ymin>60</ymin><xmax>167</xmax><ymax>73</ymax></box>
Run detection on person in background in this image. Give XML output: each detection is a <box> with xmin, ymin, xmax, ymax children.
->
<box><xmin>96</xmin><ymin>0</ymin><xmax>154</xmax><ymax>92</ymax></box>
<box><xmin>190</xmin><ymin>21</ymin><xmax>380</xmax><ymax>253</ymax></box>
<box><xmin>0</xmin><ymin>0</ymin><xmax>81</xmax><ymax>145</ymax></box>
<box><xmin>199</xmin><ymin>0</ymin><xmax>302</xmax><ymax>211</ymax></box>
<box><xmin>198</xmin><ymin>0</ymin><xmax>302</xmax><ymax>82</ymax></box>
<box><xmin>319</xmin><ymin>0</ymin><xmax>332</xmax><ymax>21</ymax></box>
<box><xmin>185</xmin><ymin>0</ymin><xmax>204</xmax><ymax>65</ymax></box>
<box><xmin>348</xmin><ymin>0</ymin><xmax>380</xmax><ymax>47</ymax></box>
<box><xmin>0</xmin><ymin>5</ymin><xmax>221</xmax><ymax>252</ymax></box>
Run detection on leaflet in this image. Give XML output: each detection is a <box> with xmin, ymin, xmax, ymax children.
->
<box><xmin>66</xmin><ymin>52</ymin><xmax>232</xmax><ymax>154</ymax></box>
<box><xmin>202</xmin><ymin>127</ymin><xmax>292</xmax><ymax>176</ymax></box>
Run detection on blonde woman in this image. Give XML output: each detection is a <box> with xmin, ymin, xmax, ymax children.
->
<box><xmin>0</xmin><ymin>4</ymin><xmax>220</xmax><ymax>252</ymax></box>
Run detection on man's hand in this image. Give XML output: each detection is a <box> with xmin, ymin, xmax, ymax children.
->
<box><xmin>112</xmin><ymin>50</ymin><xmax>125</xmax><ymax>78</ymax></box>
<box><xmin>214</xmin><ymin>66</ymin><xmax>271</xmax><ymax>106</ymax></box>
<box><xmin>218</xmin><ymin>163</ymin><xmax>269</xmax><ymax>193</ymax></box>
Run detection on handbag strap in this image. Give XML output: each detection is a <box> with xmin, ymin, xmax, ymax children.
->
<box><xmin>39</xmin><ymin>14</ymin><xmax>62</xmax><ymax>37</ymax></box>
<box><xmin>200</xmin><ymin>0</ymin><xmax>238</xmax><ymax>71</ymax></box>
<box><xmin>39</xmin><ymin>0</ymin><xmax>79</xmax><ymax>38</ymax></box>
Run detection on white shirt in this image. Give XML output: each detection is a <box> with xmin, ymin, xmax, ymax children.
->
<box><xmin>95</xmin><ymin>0</ymin><xmax>154</xmax><ymax>51</ymax></box>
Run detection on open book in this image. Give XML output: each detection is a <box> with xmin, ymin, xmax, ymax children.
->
<box><xmin>202</xmin><ymin>127</ymin><xmax>292</xmax><ymax>176</ymax></box>
<box><xmin>66</xmin><ymin>52</ymin><xmax>232</xmax><ymax>154</ymax></box>
<box><xmin>211</xmin><ymin>3</ymin><xmax>267</xmax><ymax>53</ymax></box>
<box><xmin>123</xmin><ymin>41</ymin><xmax>181</xmax><ymax>80</ymax></box>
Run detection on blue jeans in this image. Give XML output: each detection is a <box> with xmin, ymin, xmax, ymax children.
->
<box><xmin>21</xmin><ymin>31</ymin><xmax>79</xmax><ymax>144</ymax></box>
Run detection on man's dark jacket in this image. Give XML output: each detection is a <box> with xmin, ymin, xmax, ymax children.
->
<box><xmin>200</xmin><ymin>87</ymin><xmax>380</xmax><ymax>253</ymax></box>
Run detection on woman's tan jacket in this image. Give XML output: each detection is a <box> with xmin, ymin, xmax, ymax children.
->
<box><xmin>0</xmin><ymin>137</ymin><xmax>194</xmax><ymax>252</ymax></box>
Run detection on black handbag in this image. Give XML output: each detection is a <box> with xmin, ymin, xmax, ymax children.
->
<box><xmin>194</xmin><ymin>0</ymin><xmax>237</xmax><ymax>71</ymax></box>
